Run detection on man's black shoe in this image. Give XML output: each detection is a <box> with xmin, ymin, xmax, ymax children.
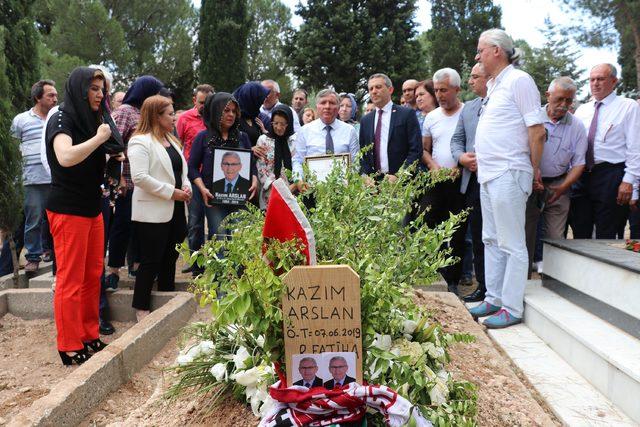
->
<box><xmin>99</xmin><ymin>319</ymin><xmax>115</xmax><ymax>335</ymax></box>
<box><xmin>181</xmin><ymin>264</ymin><xmax>194</xmax><ymax>274</ymax></box>
<box><xmin>463</xmin><ymin>289</ymin><xmax>486</xmax><ymax>303</ymax></box>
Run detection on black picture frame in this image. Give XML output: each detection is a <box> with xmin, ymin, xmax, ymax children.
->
<box><xmin>211</xmin><ymin>146</ymin><xmax>252</xmax><ymax>206</ymax></box>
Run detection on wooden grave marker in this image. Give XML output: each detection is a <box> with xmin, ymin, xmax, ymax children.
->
<box><xmin>282</xmin><ymin>265</ymin><xmax>362</xmax><ymax>386</ymax></box>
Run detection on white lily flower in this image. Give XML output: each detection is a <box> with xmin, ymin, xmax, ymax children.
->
<box><xmin>429</xmin><ymin>380</ymin><xmax>448</xmax><ymax>406</ymax></box>
<box><xmin>403</xmin><ymin>319</ymin><xmax>418</xmax><ymax>335</ymax></box>
<box><xmin>371</xmin><ymin>333</ymin><xmax>392</xmax><ymax>351</ymax></box>
<box><xmin>233</xmin><ymin>367</ymin><xmax>261</xmax><ymax>387</ymax></box>
<box><xmin>256</xmin><ymin>335</ymin><xmax>265</xmax><ymax>348</ymax></box>
<box><xmin>209</xmin><ymin>363</ymin><xmax>227</xmax><ymax>382</ymax></box>
<box><xmin>176</xmin><ymin>354</ymin><xmax>193</xmax><ymax>366</ymax></box>
<box><xmin>233</xmin><ymin>346</ymin><xmax>251</xmax><ymax>370</ymax></box>
<box><xmin>200</xmin><ymin>340</ymin><xmax>215</xmax><ymax>355</ymax></box>
<box><xmin>249</xmin><ymin>387</ymin><xmax>269</xmax><ymax>416</ymax></box>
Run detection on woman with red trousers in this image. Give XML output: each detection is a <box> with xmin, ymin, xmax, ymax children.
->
<box><xmin>44</xmin><ymin>67</ymin><xmax>117</xmax><ymax>365</ymax></box>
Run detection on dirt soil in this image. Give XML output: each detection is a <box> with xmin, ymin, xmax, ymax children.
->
<box><xmin>0</xmin><ymin>314</ymin><xmax>133</xmax><ymax>425</ymax></box>
<box><xmin>414</xmin><ymin>290</ymin><xmax>559</xmax><ymax>427</ymax></box>
<box><xmin>74</xmin><ymin>290</ymin><xmax>559</xmax><ymax>427</ymax></box>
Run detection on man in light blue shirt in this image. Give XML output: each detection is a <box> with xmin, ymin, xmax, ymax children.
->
<box><xmin>10</xmin><ymin>79</ymin><xmax>58</xmax><ymax>272</ymax></box>
<box><xmin>292</xmin><ymin>89</ymin><xmax>359</xmax><ymax>182</ymax></box>
<box><xmin>525</xmin><ymin>77</ymin><xmax>587</xmax><ymax>273</ymax></box>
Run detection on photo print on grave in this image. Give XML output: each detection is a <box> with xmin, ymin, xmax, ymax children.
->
<box><xmin>211</xmin><ymin>146</ymin><xmax>252</xmax><ymax>205</ymax></box>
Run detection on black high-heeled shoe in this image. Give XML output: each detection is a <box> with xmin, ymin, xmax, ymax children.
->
<box><xmin>84</xmin><ymin>338</ymin><xmax>107</xmax><ymax>353</ymax></box>
<box><xmin>58</xmin><ymin>348</ymin><xmax>91</xmax><ymax>366</ymax></box>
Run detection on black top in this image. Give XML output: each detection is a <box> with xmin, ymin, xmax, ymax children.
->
<box><xmin>165</xmin><ymin>143</ymin><xmax>183</xmax><ymax>189</ymax></box>
<box><xmin>238</xmin><ymin>118</ymin><xmax>262</xmax><ymax>146</ymax></box>
<box><xmin>45</xmin><ymin>110</ymin><xmax>106</xmax><ymax>217</ymax></box>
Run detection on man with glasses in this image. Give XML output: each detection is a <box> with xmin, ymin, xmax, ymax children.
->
<box><xmin>324</xmin><ymin>356</ymin><xmax>355</xmax><ymax>389</ymax></box>
<box><xmin>213</xmin><ymin>151</ymin><xmax>250</xmax><ymax>195</ymax></box>
<box><xmin>293</xmin><ymin>357</ymin><xmax>324</xmax><ymax>388</ymax></box>
<box><xmin>467</xmin><ymin>29</ymin><xmax>546</xmax><ymax>329</ymax></box>
<box><xmin>450</xmin><ymin>63</ymin><xmax>489</xmax><ymax>302</ymax></box>
<box><xmin>402</xmin><ymin>79</ymin><xmax>419</xmax><ymax>110</ymax></box>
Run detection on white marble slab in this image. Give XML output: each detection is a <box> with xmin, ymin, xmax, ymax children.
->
<box><xmin>543</xmin><ymin>244</ymin><xmax>640</xmax><ymax>321</ymax></box>
<box><xmin>524</xmin><ymin>282</ymin><xmax>640</xmax><ymax>423</ymax></box>
<box><xmin>488</xmin><ymin>323</ymin><xmax>635</xmax><ymax>426</ymax></box>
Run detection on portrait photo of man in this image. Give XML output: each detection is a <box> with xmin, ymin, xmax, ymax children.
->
<box><xmin>323</xmin><ymin>356</ymin><xmax>355</xmax><ymax>389</ymax></box>
<box><xmin>293</xmin><ymin>357</ymin><xmax>323</xmax><ymax>388</ymax></box>
<box><xmin>212</xmin><ymin>149</ymin><xmax>252</xmax><ymax>205</ymax></box>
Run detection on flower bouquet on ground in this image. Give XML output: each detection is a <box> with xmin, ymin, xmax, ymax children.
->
<box><xmin>169</xmin><ymin>161</ymin><xmax>478</xmax><ymax>426</ymax></box>
<box><xmin>625</xmin><ymin>239</ymin><xmax>640</xmax><ymax>252</ymax></box>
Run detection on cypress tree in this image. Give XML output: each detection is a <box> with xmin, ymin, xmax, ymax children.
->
<box><xmin>198</xmin><ymin>0</ymin><xmax>250</xmax><ymax>92</ymax></box>
<box><xmin>0</xmin><ymin>25</ymin><xmax>24</xmax><ymax>284</ymax></box>
<box><xmin>288</xmin><ymin>0</ymin><xmax>428</xmax><ymax>93</ymax></box>
<box><xmin>1</xmin><ymin>0</ymin><xmax>40</xmax><ymax>112</ymax></box>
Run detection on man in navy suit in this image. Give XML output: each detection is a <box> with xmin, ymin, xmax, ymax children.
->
<box><xmin>293</xmin><ymin>357</ymin><xmax>324</xmax><ymax>388</ymax></box>
<box><xmin>360</xmin><ymin>73</ymin><xmax>423</xmax><ymax>181</ymax></box>
<box><xmin>323</xmin><ymin>356</ymin><xmax>356</xmax><ymax>389</ymax></box>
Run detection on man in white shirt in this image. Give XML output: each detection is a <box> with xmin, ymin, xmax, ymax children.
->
<box><xmin>570</xmin><ymin>64</ymin><xmax>640</xmax><ymax>239</ymax></box>
<box><xmin>292</xmin><ymin>89</ymin><xmax>359</xmax><ymax>182</ymax></box>
<box><xmin>11</xmin><ymin>79</ymin><xmax>58</xmax><ymax>272</ymax></box>
<box><xmin>420</xmin><ymin>68</ymin><xmax>465</xmax><ymax>295</ymax></box>
<box><xmin>260</xmin><ymin>79</ymin><xmax>301</xmax><ymax>133</ymax></box>
<box><xmin>468</xmin><ymin>29</ymin><xmax>546</xmax><ymax>329</ymax></box>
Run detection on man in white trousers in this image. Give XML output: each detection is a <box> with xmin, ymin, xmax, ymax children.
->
<box><xmin>468</xmin><ymin>28</ymin><xmax>546</xmax><ymax>328</ymax></box>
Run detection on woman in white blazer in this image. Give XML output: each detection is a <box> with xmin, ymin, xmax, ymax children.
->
<box><xmin>127</xmin><ymin>95</ymin><xmax>191</xmax><ymax>322</ymax></box>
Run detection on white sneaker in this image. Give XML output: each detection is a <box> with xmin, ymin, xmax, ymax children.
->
<box><xmin>536</xmin><ymin>261</ymin><xmax>543</xmax><ymax>274</ymax></box>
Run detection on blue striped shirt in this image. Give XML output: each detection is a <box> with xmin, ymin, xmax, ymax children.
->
<box><xmin>11</xmin><ymin>109</ymin><xmax>51</xmax><ymax>185</ymax></box>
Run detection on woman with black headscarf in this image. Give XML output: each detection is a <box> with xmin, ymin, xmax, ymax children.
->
<box><xmin>104</xmin><ymin>75</ymin><xmax>164</xmax><ymax>290</ymax></box>
<box><xmin>232</xmin><ymin>82</ymin><xmax>270</xmax><ymax>146</ymax></box>
<box><xmin>188</xmin><ymin>92</ymin><xmax>258</xmax><ymax>243</ymax></box>
<box><xmin>255</xmin><ymin>104</ymin><xmax>297</xmax><ymax>208</ymax></box>
<box><xmin>45</xmin><ymin>67</ymin><xmax>114</xmax><ymax>365</ymax></box>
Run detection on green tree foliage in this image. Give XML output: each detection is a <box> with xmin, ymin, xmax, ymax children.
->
<box><xmin>246</xmin><ymin>0</ymin><xmax>294</xmax><ymax>100</ymax></box>
<box><xmin>516</xmin><ymin>20</ymin><xmax>585</xmax><ymax>101</ymax></box>
<box><xmin>427</xmin><ymin>0</ymin><xmax>501</xmax><ymax>75</ymax></box>
<box><xmin>561</xmin><ymin>0</ymin><xmax>640</xmax><ymax>93</ymax></box>
<box><xmin>288</xmin><ymin>0</ymin><xmax>428</xmax><ymax>95</ymax></box>
<box><xmin>617</xmin><ymin>21</ymin><xmax>638</xmax><ymax>95</ymax></box>
<box><xmin>199</xmin><ymin>0</ymin><xmax>250</xmax><ymax>93</ymax></box>
<box><xmin>1</xmin><ymin>0</ymin><xmax>41</xmax><ymax>112</ymax></box>
<box><xmin>0</xmin><ymin>26</ymin><xmax>23</xmax><ymax>234</ymax></box>
<box><xmin>34</xmin><ymin>0</ymin><xmax>197</xmax><ymax>107</ymax></box>
<box><xmin>103</xmin><ymin>0</ymin><xmax>197</xmax><ymax>104</ymax></box>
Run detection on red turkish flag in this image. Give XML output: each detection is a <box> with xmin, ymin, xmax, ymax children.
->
<box><xmin>262</xmin><ymin>179</ymin><xmax>316</xmax><ymax>265</ymax></box>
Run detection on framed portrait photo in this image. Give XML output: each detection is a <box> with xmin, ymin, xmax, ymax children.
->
<box><xmin>211</xmin><ymin>147</ymin><xmax>252</xmax><ymax>206</ymax></box>
<box><xmin>304</xmin><ymin>153</ymin><xmax>351</xmax><ymax>183</ymax></box>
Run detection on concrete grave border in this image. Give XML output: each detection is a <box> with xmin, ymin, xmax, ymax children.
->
<box><xmin>0</xmin><ymin>288</ymin><xmax>196</xmax><ymax>426</ymax></box>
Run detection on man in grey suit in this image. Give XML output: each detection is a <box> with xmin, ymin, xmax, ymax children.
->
<box><xmin>451</xmin><ymin>63</ymin><xmax>489</xmax><ymax>302</ymax></box>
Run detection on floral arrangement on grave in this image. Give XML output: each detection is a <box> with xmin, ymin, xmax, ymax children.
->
<box><xmin>625</xmin><ymin>239</ymin><xmax>640</xmax><ymax>252</ymax></box>
<box><xmin>169</xmin><ymin>162</ymin><xmax>478</xmax><ymax>426</ymax></box>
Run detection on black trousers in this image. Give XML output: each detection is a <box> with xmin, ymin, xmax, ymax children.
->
<box><xmin>106</xmin><ymin>192</ymin><xmax>132</xmax><ymax>268</ymax></box>
<box><xmin>419</xmin><ymin>176</ymin><xmax>466</xmax><ymax>286</ymax></box>
<box><xmin>465</xmin><ymin>174</ymin><xmax>485</xmax><ymax>290</ymax></box>
<box><xmin>132</xmin><ymin>202</ymin><xmax>187</xmax><ymax>310</ymax></box>
<box><xmin>569</xmin><ymin>162</ymin><xmax>628</xmax><ymax>239</ymax></box>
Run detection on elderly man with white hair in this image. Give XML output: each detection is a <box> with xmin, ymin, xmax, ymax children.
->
<box><xmin>468</xmin><ymin>29</ymin><xmax>546</xmax><ymax>328</ymax></box>
<box><xmin>260</xmin><ymin>79</ymin><xmax>301</xmax><ymax>133</ymax></box>
<box><xmin>420</xmin><ymin>67</ymin><xmax>466</xmax><ymax>295</ymax></box>
<box><xmin>524</xmin><ymin>76</ymin><xmax>587</xmax><ymax>275</ymax></box>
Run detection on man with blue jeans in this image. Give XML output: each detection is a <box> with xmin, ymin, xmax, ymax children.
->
<box><xmin>11</xmin><ymin>80</ymin><xmax>58</xmax><ymax>272</ymax></box>
<box><xmin>469</xmin><ymin>29</ymin><xmax>546</xmax><ymax>328</ymax></box>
